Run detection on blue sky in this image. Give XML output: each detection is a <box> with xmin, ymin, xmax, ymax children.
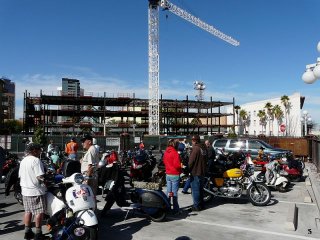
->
<box><xmin>1</xmin><ymin>0</ymin><xmax>320</xmax><ymax>127</ymax></box>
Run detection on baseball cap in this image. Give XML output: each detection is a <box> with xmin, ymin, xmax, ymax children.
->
<box><xmin>81</xmin><ymin>134</ymin><xmax>93</xmax><ymax>142</ymax></box>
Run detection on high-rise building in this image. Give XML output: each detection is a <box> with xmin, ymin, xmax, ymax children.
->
<box><xmin>61</xmin><ymin>78</ymin><xmax>81</xmax><ymax>97</ymax></box>
<box><xmin>0</xmin><ymin>77</ymin><xmax>15</xmax><ymax>124</ymax></box>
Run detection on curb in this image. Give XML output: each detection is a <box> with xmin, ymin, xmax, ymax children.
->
<box><xmin>285</xmin><ymin>203</ymin><xmax>298</xmax><ymax>231</ymax></box>
<box><xmin>305</xmin><ymin>163</ymin><xmax>320</xmax><ymax>217</ymax></box>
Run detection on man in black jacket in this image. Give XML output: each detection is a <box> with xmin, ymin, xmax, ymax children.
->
<box><xmin>188</xmin><ymin>135</ymin><xmax>208</xmax><ymax>211</ymax></box>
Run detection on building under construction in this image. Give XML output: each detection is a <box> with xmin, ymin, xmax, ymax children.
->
<box><xmin>23</xmin><ymin>90</ymin><xmax>235</xmax><ymax>136</ymax></box>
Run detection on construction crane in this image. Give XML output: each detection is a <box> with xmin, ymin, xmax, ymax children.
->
<box><xmin>148</xmin><ymin>0</ymin><xmax>240</xmax><ymax>135</ymax></box>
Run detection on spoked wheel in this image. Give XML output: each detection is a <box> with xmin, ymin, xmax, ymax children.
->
<box><xmin>247</xmin><ymin>182</ymin><xmax>271</xmax><ymax>206</ymax></box>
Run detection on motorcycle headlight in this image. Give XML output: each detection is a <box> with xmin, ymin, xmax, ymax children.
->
<box><xmin>74</xmin><ymin>174</ymin><xmax>84</xmax><ymax>184</ymax></box>
<box><xmin>74</xmin><ymin>227</ymin><xmax>86</xmax><ymax>237</ymax></box>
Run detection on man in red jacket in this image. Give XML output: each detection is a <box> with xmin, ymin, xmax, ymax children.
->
<box><xmin>163</xmin><ymin>138</ymin><xmax>182</xmax><ymax>214</ymax></box>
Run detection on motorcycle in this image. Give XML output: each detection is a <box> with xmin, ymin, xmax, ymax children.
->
<box><xmin>203</xmin><ymin>158</ymin><xmax>271</xmax><ymax>206</ymax></box>
<box><xmin>46</xmin><ymin>172</ymin><xmax>99</xmax><ymax>240</ymax></box>
<box><xmin>129</xmin><ymin>148</ymin><xmax>157</xmax><ymax>186</ymax></box>
<box><xmin>151</xmin><ymin>149</ymin><xmax>189</xmax><ymax>188</ymax></box>
<box><xmin>1</xmin><ymin>151</ymin><xmax>20</xmax><ymax>183</ymax></box>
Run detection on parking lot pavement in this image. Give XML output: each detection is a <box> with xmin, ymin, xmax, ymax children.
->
<box><xmin>1</xmin><ymin>163</ymin><xmax>320</xmax><ymax>240</ymax></box>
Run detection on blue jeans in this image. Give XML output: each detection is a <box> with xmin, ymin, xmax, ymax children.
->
<box><xmin>183</xmin><ymin>177</ymin><xmax>191</xmax><ymax>192</ymax></box>
<box><xmin>166</xmin><ymin>175</ymin><xmax>180</xmax><ymax>212</ymax></box>
<box><xmin>190</xmin><ymin>175</ymin><xmax>204</xmax><ymax>209</ymax></box>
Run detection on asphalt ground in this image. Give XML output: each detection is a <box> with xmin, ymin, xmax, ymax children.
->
<box><xmin>1</xmin><ymin>162</ymin><xmax>320</xmax><ymax>240</ymax></box>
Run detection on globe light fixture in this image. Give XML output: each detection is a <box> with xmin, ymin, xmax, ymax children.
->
<box><xmin>302</xmin><ymin>42</ymin><xmax>320</xmax><ymax>83</ymax></box>
<box><xmin>302</xmin><ymin>66</ymin><xmax>317</xmax><ymax>84</ymax></box>
<box><xmin>313</xmin><ymin>58</ymin><xmax>320</xmax><ymax>79</ymax></box>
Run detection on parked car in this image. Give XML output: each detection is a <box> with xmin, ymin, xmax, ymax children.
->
<box><xmin>212</xmin><ymin>138</ymin><xmax>291</xmax><ymax>159</ymax></box>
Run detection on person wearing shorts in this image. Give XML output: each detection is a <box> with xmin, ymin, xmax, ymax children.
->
<box><xmin>19</xmin><ymin>143</ymin><xmax>47</xmax><ymax>240</ymax></box>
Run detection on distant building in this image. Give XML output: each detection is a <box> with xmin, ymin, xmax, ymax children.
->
<box><xmin>61</xmin><ymin>78</ymin><xmax>81</xmax><ymax>97</ymax></box>
<box><xmin>0</xmin><ymin>77</ymin><xmax>15</xmax><ymax>124</ymax></box>
<box><xmin>227</xmin><ymin>92</ymin><xmax>304</xmax><ymax>137</ymax></box>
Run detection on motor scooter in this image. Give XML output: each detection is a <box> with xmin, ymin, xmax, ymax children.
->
<box><xmin>253</xmin><ymin>160</ymin><xmax>290</xmax><ymax>192</ymax></box>
<box><xmin>130</xmin><ymin>181</ymin><xmax>171</xmax><ymax>222</ymax></box>
<box><xmin>46</xmin><ymin>172</ymin><xmax>99</xmax><ymax>240</ymax></box>
<box><xmin>278</xmin><ymin>154</ymin><xmax>305</xmax><ymax>182</ymax></box>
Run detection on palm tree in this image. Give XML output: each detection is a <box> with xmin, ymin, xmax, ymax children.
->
<box><xmin>257</xmin><ymin>110</ymin><xmax>267</xmax><ymax>134</ymax></box>
<box><xmin>234</xmin><ymin>105</ymin><xmax>241</xmax><ymax>134</ymax></box>
<box><xmin>264</xmin><ymin>102</ymin><xmax>274</xmax><ymax>136</ymax></box>
<box><xmin>273</xmin><ymin>104</ymin><xmax>284</xmax><ymax>136</ymax></box>
<box><xmin>239</xmin><ymin>109</ymin><xmax>248</xmax><ymax>135</ymax></box>
<box><xmin>281</xmin><ymin>95</ymin><xmax>290</xmax><ymax>136</ymax></box>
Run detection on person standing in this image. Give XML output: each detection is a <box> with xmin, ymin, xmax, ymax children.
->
<box><xmin>18</xmin><ymin>143</ymin><xmax>47</xmax><ymax>240</ymax></box>
<box><xmin>65</xmin><ymin>137</ymin><xmax>78</xmax><ymax>160</ymax></box>
<box><xmin>163</xmin><ymin>138</ymin><xmax>182</xmax><ymax>214</ymax></box>
<box><xmin>0</xmin><ymin>146</ymin><xmax>5</xmax><ymax>180</ymax></box>
<box><xmin>205</xmin><ymin>140</ymin><xmax>216</xmax><ymax>173</ymax></box>
<box><xmin>188</xmin><ymin>135</ymin><xmax>208</xmax><ymax>211</ymax></box>
<box><xmin>80</xmin><ymin>134</ymin><xmax>99</xmax><ymax>196</ymax></box>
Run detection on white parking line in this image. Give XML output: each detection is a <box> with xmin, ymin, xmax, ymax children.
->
<box><xmin>165</xmin><ymin>218</ymin><xmax>320</xmax><ymax>240</ymax></box>
<box><xmin>278</xmin><ymin>200</ymin><xmax>316</xmax><ymax>206</ymax></box>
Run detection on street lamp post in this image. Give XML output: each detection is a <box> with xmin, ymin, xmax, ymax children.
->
<box><xmin>193</xmin><ymin>81</ymin><xmax>206</xmax><ymax>101</ymax></box>
<box><xmin>301</xmin><ymin>110</ymin><xmax>312</xmax><ymax>136</ymax></box>
<box><xmin>302</xmin><ymin>41</ymin><xmax>320</xmax><ymax>83</ymax></box>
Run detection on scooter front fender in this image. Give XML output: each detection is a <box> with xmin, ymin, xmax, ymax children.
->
<box><xmin>275</xmin><ymin>176</ymin><xmax>289</xmax><ymax>187</ymax></box>
<box><xmin>76</xmin><ymin>209</ymin><xmax>98</xmax><ymax>227</ymax></box>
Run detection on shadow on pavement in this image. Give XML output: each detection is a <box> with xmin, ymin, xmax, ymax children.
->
<box><xmin>0</xmin><ymin>220</ymin><xmax>24</xmax><ymax>236</ymax></box>
<box><xmin>98</xmin><ymin>208</ymin><xmax>151</xmax><ymax>239</ymax></box>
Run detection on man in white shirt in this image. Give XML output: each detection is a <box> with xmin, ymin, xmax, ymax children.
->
<box><xmin>80</xmin><ymin>134</ymin><xmax>99</xmax><ymax>196</ymax></box>
<box><xmin>19</xmin><ymin>143</ymin><xmax>47</xmax><ymax>240</ymax></box>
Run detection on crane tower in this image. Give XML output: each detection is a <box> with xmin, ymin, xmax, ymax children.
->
<box><xmin>148</xmin><ymin>0</ymin><xmax>240</xmax><ymax>135</ymax></box>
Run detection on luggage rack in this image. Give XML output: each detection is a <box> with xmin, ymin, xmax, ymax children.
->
<box><xmin>133</xmin><ymin>181</ymin><xmax>162</xmax><ymax>190</ymax></box>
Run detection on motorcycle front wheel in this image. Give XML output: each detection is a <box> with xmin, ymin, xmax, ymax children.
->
<box><xmin>247</xmin><ymin>182</ymin><xmax>271</xmax><ymax>206</ymax></box>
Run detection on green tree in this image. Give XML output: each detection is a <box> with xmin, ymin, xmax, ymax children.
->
<box><xmin>273</xmin><ymin>104</ymin><xmax>284</xmax><ymax>136</ymax></box>
<box><xmin>239</xmin><ymin>109</ymin><xmax>249</xmax><ymax>135</ymax></box>
<box><xmin>281</xmin><ymin>95</ymin><xmax>291</xmax><ymax>136</ymax></box>
<box><xmin>257</xmin><ymin>109</ymin><xmax>267</xmax><ymax>134</ymax></box>
<box><xmin>264</xmin><ymin>102</ymin><xmax>274</xmax><ymax>136</ymax></box>
<box><xmin>0</xmin><ymin>120</ymin><xmax>23</xmax><ymax>134</ymax></box>
<box><xmin>33</xmin><ymin>126</ymin><xmax>47</xmax><ymax>147</ymax></box>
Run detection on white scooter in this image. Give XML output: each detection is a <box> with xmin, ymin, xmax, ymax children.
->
<box><xmin>46</xmin><ymin>173</ymin><xmax>98</xmax><ymax>240</ymax></box>
<box><xmin>253</xmin><ymin>160</ymin><xmax>290</xmax><ymax>192</ymax></box>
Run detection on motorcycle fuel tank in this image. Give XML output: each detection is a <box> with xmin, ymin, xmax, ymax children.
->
<box><xmin>223</xmin><ymin>168</ymin><xmax>243</xmax><ymax>178</ymax></box>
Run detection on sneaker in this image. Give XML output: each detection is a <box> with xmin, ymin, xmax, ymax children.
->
<box><xmin>24</xmin><ymin>230</ymin><xmax>35</xmax><ymax>240</ymax></box>
<box><xmin>191</xmin><ymin>206</ymin><xmax>202</xmax><ymax>212</ymax></box>
<box><xmin>181</xmin><ymin>191</ymin><xmax>190</xmax><ymax>194</ymax></box>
